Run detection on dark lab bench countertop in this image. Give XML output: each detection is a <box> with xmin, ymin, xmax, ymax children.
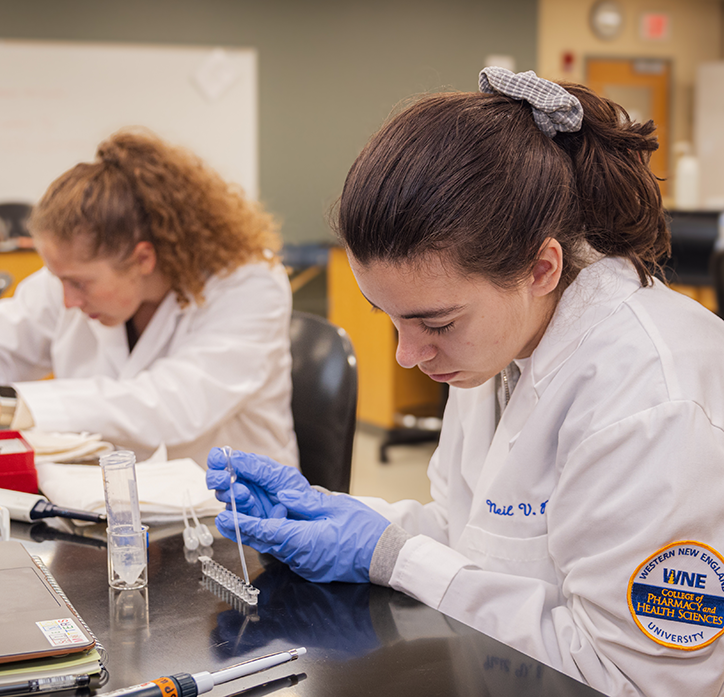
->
<box><xmin>9</xmin><ymin>519</ymin><xmax>603</xmax><ymax>697</ymax></box>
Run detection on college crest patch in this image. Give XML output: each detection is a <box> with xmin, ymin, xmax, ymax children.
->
<box><xmin>628</xmin><ymin>541</ymin><xmax>724</xmax><ymax>650</ymax></box>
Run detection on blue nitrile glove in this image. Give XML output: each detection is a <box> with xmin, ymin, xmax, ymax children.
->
<box><xmin>215</xmin><ymin>486</ymin><xmax>391</xmax><ymax>583</ymax></box>
<box><xmin>206</xmin><ymin>448</ymin><xmax>309</xmax><ymax>519</ymax></box>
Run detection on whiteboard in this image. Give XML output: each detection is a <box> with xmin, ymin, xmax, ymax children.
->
<box><xmin>0</xmin><ymin>40</ymin><xmax>257</xmax><ymax>204</ymax></box>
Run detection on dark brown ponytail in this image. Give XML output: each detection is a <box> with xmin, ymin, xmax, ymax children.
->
<box><xmin>554</xmin><ymin>83</ymin><xmax>670</xmax><ymax>285</ymax></box>
<box><xmin>335</xmin><ymin>81</ymin><xmax>670</xmax><ymax>289</ymax></box>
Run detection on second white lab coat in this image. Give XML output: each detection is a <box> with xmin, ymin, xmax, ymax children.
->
<box><xmin>0</xmin><ymin>262</ymin><xmax>298</xmax><ymax>469</ymax></box>
<box><xmin>361</xmin><ymin>257</ymin><xmax>724</xmax><ymax>697</ymax></box>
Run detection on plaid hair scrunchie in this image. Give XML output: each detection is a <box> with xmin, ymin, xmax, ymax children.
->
<box><xmin>478</xmin><ymin>66</ymin><xmax>583</xmax><ymax>138</ymax></box>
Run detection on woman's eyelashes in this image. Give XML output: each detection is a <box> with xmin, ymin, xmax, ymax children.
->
<box><xmin>422</xmin><ymin>321</ymin><xmax>455</xmax><ymax>335</ymax></box>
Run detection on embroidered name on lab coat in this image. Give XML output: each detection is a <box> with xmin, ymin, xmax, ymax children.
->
<box><xmin>628</xmin><ymin>540</ymin><xmax>724</xmax><ymax>650</ymax></box>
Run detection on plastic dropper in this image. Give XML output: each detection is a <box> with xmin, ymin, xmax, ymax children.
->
<box><xmin>222</xmin><ymin>445</ymin><xmax>250</xmax><ymax>585</ymax></box>
<box><xmin>187</xmin><ymin>490</ymin><xmax>214</xmax><ymax>547</ymax></box>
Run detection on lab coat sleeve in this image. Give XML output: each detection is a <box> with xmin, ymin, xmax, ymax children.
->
<box><xmin>15</xmin><ymin>264</ymin><xmax>292</xmax><ymax>454</ymax></box>
<box><xmin>0</xmin><ymin>269</ymin><xmax>60</xmax><ymax>382</ymax></box>
<box><xmin>385</xmin><ymin>402</ymin><xmax>724</xmax><ymax>697</ymax></box>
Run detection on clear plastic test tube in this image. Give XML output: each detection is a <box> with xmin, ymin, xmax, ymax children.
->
<box><xmin>100</xmin><ymin>450</ymin><xmax>147</xmax><ymax>590</ymax></box>
<box><xmin>99</xmin><ymin>450</ymin><xmax>142</xmax><ymax>532</ymax></box>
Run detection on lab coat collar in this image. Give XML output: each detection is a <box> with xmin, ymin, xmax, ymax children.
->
<box><xmin>530</xmin><ymin>256</ymin><xmax>642</xmax><ymax>393</ymax></box>
<box><xmin>472</xmin><ymin>257</ymin><xmax>642</xmax><ymax>495</ymax></box>
<box><xmin>85</xmin><ymin>322</ymin><xmax>129</xmax><ymax>375</ymax></box>
<box><xmin>475</xmin><ymin>360</ymin><xmax>539</xmax><ymax>493</ymax></box>
<box><xmin>118</xmin><ymin>291</ymin><xmax>188</xmax><ymax>378</ymax></box>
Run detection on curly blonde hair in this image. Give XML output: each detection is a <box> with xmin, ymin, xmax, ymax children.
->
<box><xmin>29</xmin><ymin>129</ymin><xmax>280</xmax><ymax>307</ymax></box>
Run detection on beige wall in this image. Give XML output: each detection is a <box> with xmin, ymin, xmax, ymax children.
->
<box><xmin>0</xmin><ymin>0</ymin><xmax>539</xmax><ymax>245</ymax></box>
<box><xmin>538</xmin><ymin>0</ymin><xmax>723</xmax><ymax>145</ymax></box>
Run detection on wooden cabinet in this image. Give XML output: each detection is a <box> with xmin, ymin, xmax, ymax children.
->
<box><xmin>0</xmin><ymin>250</ymin><xmax>43</xmax><ymax>297</ymax></box>
<box><xmin>327</xmin><ymin>247</ymin><xmax>442</xmax><ymax>430</ymax></box>
<box><xmin>669</xmin><ymin>283</ymin><xmax>717</xmax><ymax>313</ymax></box>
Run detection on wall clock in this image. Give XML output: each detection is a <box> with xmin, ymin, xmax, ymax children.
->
<box><xmin>590</xmin><ymin>1</ymin><xmax>624</xmax><ymax>40</ymax></box>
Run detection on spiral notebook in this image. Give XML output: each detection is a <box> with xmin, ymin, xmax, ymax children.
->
<box><xmin>0</xmin><ymin>541</ymin><xmax>96</xmax><ymax>664</ymax></box>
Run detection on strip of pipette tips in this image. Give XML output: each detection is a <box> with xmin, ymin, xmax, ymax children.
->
<box><xmin>201</xmin><ymin>575</ymin><xmax>258</xmax><ymax>615</ymax></box>
<box><xmin>199</xmin><ymin>555</ymin><xmax>259</xmax><ymax>607</ymax></box>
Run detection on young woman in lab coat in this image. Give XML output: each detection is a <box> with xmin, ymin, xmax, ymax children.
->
<box><xmin>0</xmin><ymin>129</ymin><xmax>298</xmax><ymax>469</ymax></box>
<box><xmin>207</xmin><ymin>69</ymin><xmax>724</xmax><ymax>696</ymax></box>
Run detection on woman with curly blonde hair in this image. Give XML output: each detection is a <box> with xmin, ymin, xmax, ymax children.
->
<box><xmin>0</xmin><ymin>129</ymin><xmax>298</xmax><ymax>469</ymax></box>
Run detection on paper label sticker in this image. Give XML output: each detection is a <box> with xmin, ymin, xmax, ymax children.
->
<box><xmin>36</xmin><ymin>617</ymin><xmax>87</xmax><ymax>647</ymax></box>
<box><xmin>152</xmin><ymin>676</ymin><xmax>179</xmax><ymax>697</ymax></box>
<box><xmin>628</xmin><ymin>541</ymin><xmax>724</xmax><ymax>650</ymax></box>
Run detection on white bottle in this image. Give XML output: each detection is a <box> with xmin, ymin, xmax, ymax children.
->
<box><xmin>674</xmin><ymin>141</ymin><xmax>700</xmax><ymax>210</ymax></box>
<box><xmin>0</xmin><ymin>505</ymin><xmax>9</xmax><ymax>541</ymax></box>
<box><xmin>716</xmin><ymin>211</ymin><xmax>724</xmax><ymax>253</ymax></box>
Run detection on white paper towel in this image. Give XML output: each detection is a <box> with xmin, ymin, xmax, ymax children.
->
<box><xmin>36</xmin><ymin>454</ymin><xmax>224</xmax><ymax>525</ymax></box>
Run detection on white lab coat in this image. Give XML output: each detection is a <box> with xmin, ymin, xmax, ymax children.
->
<box><xmin>362</xmin><ymin>257</ymin><xmax>724</xmax><ymax>697</ymax></box>
<box><xmin>0</xmin><ymin>263</ymin><xmax>298</xmax><ymax>469</ymax></box>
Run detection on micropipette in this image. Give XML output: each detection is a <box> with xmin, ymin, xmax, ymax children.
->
<box><xmin>0</xmin><ymin>488</ymin><xmax>106</xmax><ymax>524</ymax></box>
<box><xmin>98</xmin><ymin>648</ymin><xmax>307</xmax><ymax>697</ymax></box>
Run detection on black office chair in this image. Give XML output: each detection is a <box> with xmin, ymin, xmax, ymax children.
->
<box><xmin>289</xmin><ymin>311</ymin><xmax>358</xmax><ymax>493</ymax></box>
<box><xmin>0</xmin><ymin>203</ymin><xmax>33</xmax><ymax>240</ymax></box>
<box><xmin>710</xmin><ymin>245</ymin><xmax>724</xmax><ymax>319</ymax></box>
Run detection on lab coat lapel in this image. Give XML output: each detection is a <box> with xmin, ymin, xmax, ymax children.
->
<box><xmin>118</xmin><ymin>292</ymin><xmax>184</xmax><ymax>379</ymax></box>
<box><xmin>476</xmin><ymin>362</ymin><xmax>538</xmax><ymax>493</ymax></box>
<box><xmin>87</xmin><ymin>322</ymin><xmax>129</xmax><ymax>374</ymax></box>
<box><xmin>458</xmin><ymin>379</ymin><xmax>496</xmax><ymax>492</ymax></box>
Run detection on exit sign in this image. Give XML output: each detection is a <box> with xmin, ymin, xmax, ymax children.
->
<box><xmin>640</xmin><ymin>12</ymin><xmax>670</xmax><ymax>40</ymax></box>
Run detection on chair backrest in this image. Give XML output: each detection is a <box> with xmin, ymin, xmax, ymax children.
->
<box><xmin>289</xmin><ymin>311</ymin><xmax>357</xmax><ymax>493</ymax></box>
<box><xmin>710</xmin><ymin>243</ymin><xmax>724</xmax><ymax>319</ymax></box>
<box><xmin>0</xmin><ymin>203</ymin><xmax>32</xmax><ymax>240</ymax></box>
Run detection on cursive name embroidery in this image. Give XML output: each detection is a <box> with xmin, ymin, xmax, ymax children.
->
<box><xmin>486</xmin><ymin>499</ymin><xmax>514</xmax><ymax>516</ymax></box>
<box><xmin>486</xmin><ymin>499</ymin><xmax>549</xmax><ymax>517</ymax></box>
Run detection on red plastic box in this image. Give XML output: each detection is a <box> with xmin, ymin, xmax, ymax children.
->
<box><xmin>0</xmin><ymin>431</ymin><xmax>36</xmax><ymax>493</ymax></box>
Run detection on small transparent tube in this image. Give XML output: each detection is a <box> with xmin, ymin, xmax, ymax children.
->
<box><xmin>100</xmin><ymin>451</ymin><xmax>147</xmax><ymax>590</ymax></box>
<box><xmin>107</xmin><ymin>524</ymin><xmax>148</xmax><ymax>590</ymax></box>
<box><xmin>99</xmin><ymin>450</ymin><xmax>142</xmax><ymax>532</ymax></box>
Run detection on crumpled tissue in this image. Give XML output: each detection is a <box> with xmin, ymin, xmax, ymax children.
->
<box><xmin>22</xmin><ymin>430</ymin><xmax>115</xmax><ymax>464</ymax></box>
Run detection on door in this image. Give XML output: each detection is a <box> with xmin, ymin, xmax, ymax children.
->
<box><xmin>586</xmin><ymin>58</ymin><xmax>671</xmax><ymax>197</ymax></box>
